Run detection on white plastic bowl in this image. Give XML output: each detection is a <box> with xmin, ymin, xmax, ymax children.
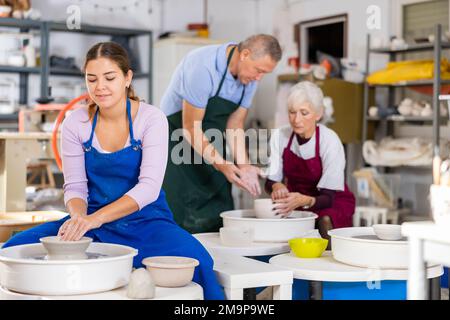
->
<box><xmin>219</xmin><ymin>226</ymin><xmax>253</xmax><ymax>247</ymax></box>
<box><xmin>372</xmin><ymin>224</ymin><xmax>403</xmax><ymax>241</ymax></box>
<box><xmin>142</xmin><ymin>256</ymin><xmax>199</xmax><ymax>288</ymax></box>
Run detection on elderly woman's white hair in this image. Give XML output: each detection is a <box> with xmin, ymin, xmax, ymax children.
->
<box><xmin>287</xmin><ymin>81</ymin><xmax>324</xmax><ymax>114</ymax></box>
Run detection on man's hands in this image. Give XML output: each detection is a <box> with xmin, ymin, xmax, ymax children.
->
<box><xmin>238</xmin><ymin>165</ymin><xmax>262</xmax><ymax>197</ymax></box>
<box><xmin>216</xmin><ymin>162</ymin><xmax>262</xmax><ymax>197</ymax></box>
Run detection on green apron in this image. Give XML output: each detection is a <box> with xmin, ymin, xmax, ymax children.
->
<box><xmin>163</xmin><ymin>47</ymin><xmax>246</xmax><ymax>233</ymax></box>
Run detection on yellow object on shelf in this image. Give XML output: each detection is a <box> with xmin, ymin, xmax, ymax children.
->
<box><xmin>367</xmin><ymin>58</ymin><xmax>450</xmax><ymax>85</ymax></box>
<box><xmin>197</xmin><ymin>28</ymin><xmax>209</xmax><ymax>38</ymax></box>
<box><xmin>288</xmin><ymin>238</ymin><xmax>328</xmax><ymax>258</ymax></box>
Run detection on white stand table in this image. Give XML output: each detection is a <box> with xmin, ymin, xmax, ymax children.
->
<box><xmin>0</xmin><ymin>282</ymin><xmax>203</xmax><ymax>300</ymax></box>
<box><xmin>193</xmin><ymin>232</ymin><xmax>290</xmax><ymax>257</ymax></box>
<box><xmin>212</xmin><ymin>251</ymin><xmax>293</xmax><ymax>300</ymax></box>
<box><xmin>269</xmin><ymin>251</ymin><xmax>443</xmax><ymax>300</ymax></box>
<box><xmin>193</xmin><ymin>233</ymin><xmax>293</xmax><ymax>300</ymax></box>
<box><xmin>402</xmin><ymin>221</ymin><xmax>450</xmax><ymax>300</ymax></box>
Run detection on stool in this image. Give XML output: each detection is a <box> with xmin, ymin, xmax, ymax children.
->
<box><xmin>386</xmin><ymin>209</ymin><xmax>400</xmax><ymax>224</ymax></box>
<box><xmin>211</xmin><ymin>251</ymin><xmax>293</xmax><ymax>300</ymax></box>
<box><xmin>27</xmin><ymin>160</ymin><xmax>55</xmax><ymax>189</ymax></box>
<box><xmin>353</xmin><ymin>206</ymin><xmax>389</xmax><ymax>226</ymax></box>
<box><xmin>193</xmin><ymin>233</ymin><xmax>292</xmax><ymax>300</ymax></box>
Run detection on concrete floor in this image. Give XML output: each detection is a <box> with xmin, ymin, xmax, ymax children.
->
<box><xmin>442</xmin><ymin>288</ymin><xmax>449</xmax><ymax>300</ymax></box>
<box><xmin>256</xmin><ymin>287</ymin><xmax>450</xmax><ymax>300</ymax></box>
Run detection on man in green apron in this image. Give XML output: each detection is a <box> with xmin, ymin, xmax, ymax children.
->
<box><xmin>160</xmin><ymin>34</ymin><xmax>282</xmax><ymax>233</ymax></box>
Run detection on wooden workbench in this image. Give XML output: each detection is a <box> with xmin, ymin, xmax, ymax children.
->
<box><xmin>0</xmin><ymin>132</ymin><xmax>58</xmax><ymax>212</ymax></box>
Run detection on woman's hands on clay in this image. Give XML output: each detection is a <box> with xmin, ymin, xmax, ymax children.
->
<box><xmin>57</xmin><ymin>214</ymin><xmax>103</xmax><ymax>241</ymax></box>
<box><xmin>273</xmin><ymin>192</ymin><xmax>314</xmax><ymax>217</ymax></box>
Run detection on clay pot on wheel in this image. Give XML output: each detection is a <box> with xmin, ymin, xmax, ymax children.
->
<box><xmin>40</xmin><ymin>236</ymin><xmax>92</xmax><ymax>260</ymax></box>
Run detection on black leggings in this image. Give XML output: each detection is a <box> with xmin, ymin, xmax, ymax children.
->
<box><xmin>316</xmin><ymin>216</ymin><xmax>333</xmax><ymax>250</ymax></box>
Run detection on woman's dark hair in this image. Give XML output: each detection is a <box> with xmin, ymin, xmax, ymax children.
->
<box><xmin>83</xmin><ymin>41</ymin><xmax>139</xmax><ymax>119</ymax></box>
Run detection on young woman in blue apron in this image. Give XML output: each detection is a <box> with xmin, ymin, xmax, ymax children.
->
<box><xmin>1</xmin><ymin>42</ymin><xmax>224</xmax><ymax>300</ymax></box>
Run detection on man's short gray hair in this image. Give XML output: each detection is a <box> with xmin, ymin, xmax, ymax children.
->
<box><xmin>287</xmin><ymin>81</ymin><xmax>324</xmax><ymax>113</ymax></box>
<box><xmin>238</xmin><ymin>34</ymin><xmax>282</xmax><ymax>62</ymax></box>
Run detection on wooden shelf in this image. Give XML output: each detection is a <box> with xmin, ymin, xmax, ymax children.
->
<box><xmin>367</xmin><ymin>115</ymin><xmax>436</xmax><ymax>122</ymax></box>
<box><xmin>0</xmin><ymin>17</ymin><xmax>42</xmax><ymax>29</ymax></box>
<box><xmin>368</xmin><ymin>79</ymin><xmax>450</xmax><ymax>87</ymax></box>
<box><xmin>0</xmin><ymin>65</ymin><xmax>40</xmax><ymax>74</ymax></box>
<box><xmin>370</xmin><ymin>42</ymin><xmax>450</xmax><ymax>54</ymax></box>
<box><xmin>49</xmin><ymin>68</ymin><xmax>149</xmax><ymax>79</ymax></box>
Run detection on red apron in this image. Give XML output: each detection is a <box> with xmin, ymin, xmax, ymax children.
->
<box><xmin>282</xmin><ymin>126</ymin><xmax>355</xmax><ymax>228</ymax></box>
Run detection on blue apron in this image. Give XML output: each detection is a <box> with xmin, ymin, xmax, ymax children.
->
<box><xmin>2</xmin><ymin>99</ymin><xmax>225</xmax><ymax>300</ymax></box>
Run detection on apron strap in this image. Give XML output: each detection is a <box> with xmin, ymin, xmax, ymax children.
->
<box><xmin>215</xmin><ymin>46</ymin><xmax>235</xmax><ymax>97</ymax></box>
<box><xmin>215</xmin><ymin>46</ymin><xmax>246</xmax><ymax>105</ymax></box>
<box><xmin>315</xmin><ymin>125</ymin><xmax>320</xmax><ymax>157</ymax></box>
<box><xmin>126</xmin><ymin>98</ymin><xmax>134</xmax><ymax>141</ymax></box>
<box><xmin>126</xmin><ymin>98</ymin><xmax>141</xmax><ymax>149</ymax></box>
<box><xmin>83</xmin><ymin>98</ymin><xmax>141</xmax><ymax>152</ymax></box>
<box><xmin>83</xmin><ymin>107</ymin><xmax>99</xmax><ymax>152</ymax></box>
<box><xmin>286</xmin><ymin>131</ymin><xmax>296</xmax><ymax>150</ymax></box>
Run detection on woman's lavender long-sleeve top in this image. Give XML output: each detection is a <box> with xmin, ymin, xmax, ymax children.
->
<box><xmin>61</xmin><ymin>102</ymin><xmax>169</xmax><ymax>211</ymax></box>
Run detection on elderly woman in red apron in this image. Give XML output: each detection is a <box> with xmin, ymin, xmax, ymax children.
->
<box><xmin>265</xmin><ymin>81</ymin><xmax>355</xmax><ymax>244</ymax></box>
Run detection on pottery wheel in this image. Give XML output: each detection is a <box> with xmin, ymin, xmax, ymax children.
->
<box><xmin>352</xmin><ymin>235</ymin><xmax>407</xmax><ymax>242</ymax></box>
<box><xmin>30</xmin><ymin>252</ymin><xmax>109</xmax><ymax>261</ymax></box>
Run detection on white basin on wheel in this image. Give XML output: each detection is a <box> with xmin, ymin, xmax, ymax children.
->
<box><xmin>328</xmin><ymin>227</ymin><xmax>410</xmax><ymax>269</ymax></box>
<box><xmin>0</xmin><ymin>242</ymin><xmax>137</xmax><ymax>296</ymax></box>
<box><xmin>220</xmin><ymin>209</ymin><xmax>317</xmax><ymax>242</ymax></box>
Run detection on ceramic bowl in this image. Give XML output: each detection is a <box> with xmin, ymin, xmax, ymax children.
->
<box><xmin>142</xmin><ymin>256</ymin><xmax>199</xmax><ymax>288</ymax></box>
<box><xmin>288</xmin><ymin>238</ymin><xmax>328</xmax><ymax>258</ymax></box>
<box><xmin>372</xmin><ymin>224</ymin><xmax>403</xmax><ymax>241</ymax></box>
<box><xmin>219</xmin><ymin>226</ymin><xmax>253</xmax><ymax>246</ymax></box>
<box><xmin>254</xmin><ymin>198</ymin><xmax>281</xmax><ymax>219</ymax></box>
<box><xmin>39</xmin><ymin>236</ymin><xmax>92</xmax><ymax>260</ymax></box>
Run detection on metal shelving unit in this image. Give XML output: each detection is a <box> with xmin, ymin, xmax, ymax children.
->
<box><xmin>49</xmin><ymin>67</ymin><xmax>150</xmax><ymax>79</ymax></box>
<box><xmin>0</xmin><ymin>17</ymin><xmax>152</xmax><ymax>107</ymax></box>
<box><xmin>0</xmin><ymin>66</ymin><xmax>40</xmax><ymax>74</ymax></box>
<box><xmin>360</xmin><ymin>24</ymin><xmax>449</xmax><ymax>219</ymax></box>
<box><xmin>0</xmin><ymin>18</ymin><xmax>44</xmax><ymax>105</ymax></box>
<box><xmin>0</xmin><ymin>113</ymin><xmax>18</xmax><ymax>130</ymax></box>
<box><xmin>362</xmin><ymin>24</ymin><xmax>447</xmax><ymax>159</ymax></box>
<box><xmin>48</xmin><ymin>21</ymin><xmax>151</xmax><ymax>36</ymax></box>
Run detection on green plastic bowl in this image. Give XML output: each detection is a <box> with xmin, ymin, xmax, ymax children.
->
<box><xmin>288</xmin><ymin>238</ymin><xmax>328</xmax><ymax>258</ymax></box>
